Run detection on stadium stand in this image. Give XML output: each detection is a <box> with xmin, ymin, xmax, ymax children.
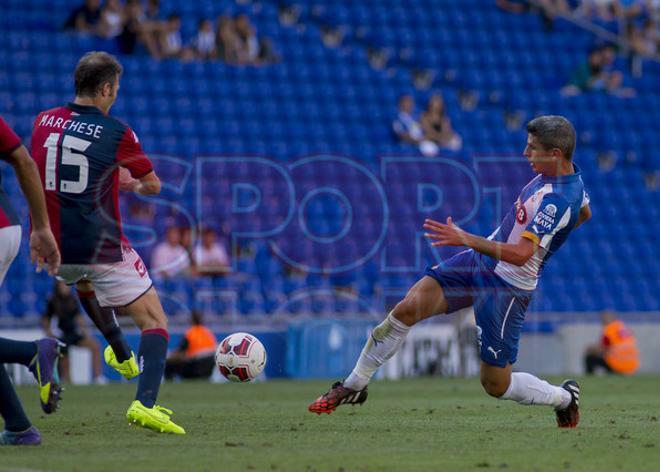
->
<box><xmin>0</xmin><ymin>0</ymin><xmax>658</xmax><ymax>320</ymax></box>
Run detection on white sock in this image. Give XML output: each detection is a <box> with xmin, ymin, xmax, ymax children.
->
<box><xmin>500</xmin><ymin>372</ymin><xmax>571</xmax><ymax>409</ymax></box>
<box><xmin>343</xmin><ymin>313</ymin><xmax>410</xmax><ymax>390</ymax></box>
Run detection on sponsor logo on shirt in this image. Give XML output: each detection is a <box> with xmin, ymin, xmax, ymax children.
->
<box><xmin>543</xmin><ymin>204</ymin><xmax>557</xmax><ymax>217</ymax></box>
<box><xmin>534</xmin><ymin>203</ymin><xmax>557</xmax><ymax>231</ymax></box>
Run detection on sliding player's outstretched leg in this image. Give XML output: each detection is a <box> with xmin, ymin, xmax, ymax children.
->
<box><xmin>120</xmin><ymin>288</ymin><xmax>185</xmax><ymax>434</ymax></box>
<box><xmin>474</xmin><ymin>283</ymin><xmax>579</xmax><ymax>428</ymax></box>
<box><xmin>484</xmin><ymin>363</ymin><xmax>579</xmax><ymax>427</ymax></box>
<box><xmin>555</xmin><ymin>380</ymin><xmax>580</xmax><ymax>428</ymax></box>
<box><xmin>76</xmin><ymin>282</ymin><xmax>139</xmax><ymax>379</ymax></box>
<box><xmin>308</xmin><ymin>381</ymin><xmax>369</xmax><ymax>415</ymax></box>
<box><xmin>308</xmin><ymin>276</ymin><xmax>448</xmax><ymax>415</ymax></box>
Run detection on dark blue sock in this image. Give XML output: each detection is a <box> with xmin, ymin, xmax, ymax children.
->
<box><xmin>135</xmin><ymin>329</ymin><xmax>168</xmax><ymax>408</ymax></box>
<box><xmin>0</xmin><ymin>364</ymin><xmax>32</xmax><ymax>432</ymax></box>
<box><xmin>0</xmin><ymin>337</ymin><xmax>37</xmax><ymax>366</ymax></box>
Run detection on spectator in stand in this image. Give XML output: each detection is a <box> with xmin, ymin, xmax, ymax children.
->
<box><xmin>117</xmin><ymin>0</ymin><xmax>161</xmax><ymax>58</ymax></box>
<box><xmin>193</xmin><ymin>19</ymin><xmax>217</xmax><ymax>60</ymax></box>
<box><xmin>627</xmin><ymin>18</ymin><xmax>659</xmax><ymax>58</ymax></box>
<box><xmin>392</xmin><ymin>95</ymin><xmax>424</xmax><ymax>145</ymax></box>
<box><xmin>117</xmin><ymin>0</ymin><xmax>142</xmax><ymax>55</ymax></box>
<box><xmin>561</xmin><ymin>44</ymin><xmax>636</xmax><ymax>97</ymax></box>
<box><xmin>97</xmin><ymin>0</ymin><xmax>124</xmax><ymax>40</ymax></box>
<box><xmin>392</xmin><ymin>95</ymin><xmax>439</xmax><ymax>157</ymax></box>
<box><xmin>234</xmin><ymin>14</ymin><xmax>261</xmax><ymax>64</ymax></box>
<box><xmin>63</xmin><ymin>0</ymin><xmax>102</xmax><ymax>34</ymax></box>
<box><xmin>194</xmin><ymin>228</ymin><xmax>230</xmax><ymax>276</ymax></box>
<box><xmin>141</xmin><ymin>0</ymin><xmax>166</xmax><ymax>51</ymax></box>
<box><xmin>41</xmin><ymin>282</ymin><xmax>106</xmax><ymax>384</ymax></box>
<box><xmin>179</xmin><ymin>226</ymin><xmax>195</xmax><ymax>270</ymax></box>
<box><xmin>165</xmin><ymin>311</ymin><xmax>217</xmax><ymax>381</ymax></box>
<box><xmin>420</xmin><ymin>94</ymin><xmax>463</xmax><ymax>152</ymax></box>
<box><xmin>584</xmin><ymin>311</ymin><xmax>640</xmax><ymax>375</ymax></box>
<box><xmin>216</xmin><ymin>16</ymin><xmax>240</xmax><ymax>64</ymax></box>
<box><xmin>151</xmin><ymin>226</ymin><xmax>191</xmax><ymax>278</ymax></box>
<box><xmin>160</xmin><ymin>14</ymin><xmax>184</xmax><ymax>59</ymax></box>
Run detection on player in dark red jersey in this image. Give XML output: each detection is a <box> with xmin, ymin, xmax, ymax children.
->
<box><xmin>31</xmin><ymin>51</ymin><xmax>184</xmax><ymax>434</ymax></box>
<box><xmin>0</xmin><ymin>116</ymin><xmax>62</xmax><ymax>446</ymax></box>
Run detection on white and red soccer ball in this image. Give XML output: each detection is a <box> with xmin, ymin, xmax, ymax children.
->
<box><xmin>215</xmin><ymin>332</ymin><xmax>267</xmax><ymax>382</ymax></box>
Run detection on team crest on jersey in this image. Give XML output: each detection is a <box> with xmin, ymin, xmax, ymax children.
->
<box><xmin>515</xmin><ymin>203</ymin><xmax>527</xmax><ymax>224</ymax></box>
<box><xmin>543</xmin><ymin>204</ymin><xmax>557</xmax><ymax>218</ymax></box>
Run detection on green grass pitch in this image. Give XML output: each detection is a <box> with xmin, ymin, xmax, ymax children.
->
<box><xmin>3</xmin><ymin>376</ymin><xmax>659</xmax><ymax>471</ymax></box>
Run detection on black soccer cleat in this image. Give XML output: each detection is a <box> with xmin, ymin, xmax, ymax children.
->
<box><xmin>308</xmin><ymin>381</ymin><xmax>368</xmax><ymax>415</ymax></box>
<box><xmin>555</xmin><ymin>379</ymin><xmax>580</xmax><ymax>428</ymax></box>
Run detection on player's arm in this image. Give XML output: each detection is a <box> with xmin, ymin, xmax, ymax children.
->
<box><xmin>136</xmin><ymin>170</ymin><xmax>161</xmax><ymax>195</ymax></box>
<box><xmin>423</xmin><ymin>217</ymin><xmax>535</xmax><ymax>266</ymax></box>
<box><xmin>573</xmin><ymin>190</ymin><xmax>591</xmax><ymax>230</ymax></box>
<box><xmin>426</xmin><ymin>193</ymin><xmax>573</xmax><ymax>266</ymax></box>
<box><xmin>573</xmin><ymin>204</ymin><xmax>591</xmax><ymax>230</ymax></box>
<box><xmin>119</xmin><ymin>167</ymin><xmax>161</xmax><ymax>195</ymax></box>
<box><xmin>4</xmin><ymin>145</ymin><xmax>61</xmax><ymax>274</ymax></box>
<box><xmin>117</xmin><ymin>127</ymin><xmax>160</xmax><ymax>195</ymax></box>
<box><xmin>6</xmin><ymin>145</ymin><xmax>50</xmax><ymax>230</ymax></box>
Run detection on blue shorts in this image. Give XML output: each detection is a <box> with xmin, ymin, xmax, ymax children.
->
<box><xmin>425</xmin><ymin>250</ymin><xmax>533</xmax><ymax>367</ymax></box>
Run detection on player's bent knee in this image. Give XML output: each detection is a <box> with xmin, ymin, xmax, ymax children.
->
<box><xmin>391</xmin><ymin>297</ymin><xmax>418</xmax><ymax>326</ymax></box>
<box><xmin>480</xmin><ymin>376</ymin><xmax>509</xmax><ymax>398</ymax></box>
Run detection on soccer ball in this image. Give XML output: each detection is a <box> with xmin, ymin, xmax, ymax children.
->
<box><xmin>215</xmin><ymin>332</ymin><xmax>267</xmax><ymax>382</ymax></box>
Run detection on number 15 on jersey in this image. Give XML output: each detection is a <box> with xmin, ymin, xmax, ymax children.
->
<box><xmin>43</xmin><ymin>132</ymin><xmax>91</xmax><ymax>194</ymax></box>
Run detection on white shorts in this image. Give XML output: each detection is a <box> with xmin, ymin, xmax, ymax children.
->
<box><xmin>0</xmin><ymin>225</ymin><xmax>21</xmax><ymax>286</ymax></box>
<box><xmin>57</xmin><ymin>245</ymin><xmax>153</xmax><ymax>308</ymax></box>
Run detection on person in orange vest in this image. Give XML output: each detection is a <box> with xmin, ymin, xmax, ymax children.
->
<box><xmin>584</xmin><ymin>311</ymin><xmax>640</xmax><ymax>375</ymax></box>
<box><xmin>165</xmin><ymin>311</ymin><xmax>217</xmax><ymax>380</ymax></box>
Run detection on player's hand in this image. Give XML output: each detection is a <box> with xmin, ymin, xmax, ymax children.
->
<box><xmin>30</xmin><ymin>227</ymin><xmax>61</xmax><ymax>275</ymax></box>
<box><xmin>119</xmin><ymin>167</ymin><xmax>140</xmax><ymax>193</ymax></box>
<box><xmin>423</xmin><ymin>217</ymin><xmax>472</xmax><ymax>247</ymax></box>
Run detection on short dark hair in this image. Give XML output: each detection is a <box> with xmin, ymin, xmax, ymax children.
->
<box><xmin>191</xmin><ymin>310</ymin><xmax>204</xmax><ymax>325</ymax></box>
<box><xmin>74</xmin><ymin>51</ymin><xmax>123</xmax><ymax>97</ymax></box>
<box><xmin>526</xmin><ymin>115</ymin><xmax>576</xmax><ymax>161</ymax></box>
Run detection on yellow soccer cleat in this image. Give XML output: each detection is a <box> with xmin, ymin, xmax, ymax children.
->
<box><xmin>104</xmin><ymin>346</ymin><xmax>140</xmax><ymax>380</ymax></box>
<box><xmin>126</xmin><ymin>400</ymin><xmax>186</xmax><ymax>435</ymax></box>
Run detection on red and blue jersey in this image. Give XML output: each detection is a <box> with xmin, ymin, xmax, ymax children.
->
<box><xmin>485</xmin><ymin>164</ymin><xmax>589</xmax><ymax>290</ymax></box>
<box><xmin>31</xmin><ymin>103</ymin><xmax>153</xmax><ymax>264</ymax></box>
<box><xmin>0</xmin><ymin>116</ymin><xmax>22</xmax><ymax>229</ymax></box>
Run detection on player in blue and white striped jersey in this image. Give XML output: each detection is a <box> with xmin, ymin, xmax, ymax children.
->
<box><xmin>310</xmin><ymin>115</ymin><xmax>590</xmax><ymax>428</ymax></box>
